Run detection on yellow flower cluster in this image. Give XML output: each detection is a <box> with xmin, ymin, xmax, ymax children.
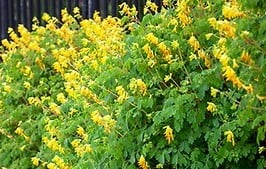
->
<box><xmin>162</xmin><ymin>0</ymin><xmax>169</xmax><ymax>7</ymax></box>
<box><xmin>49</xmin><ymin>102</ymin><xmax>61</xmax><ymax>116</ymax></box>
<box><xmin>28</xmin><ymin>96</ymin><xmax>41</xmax><ymax>106</ymax></box>
<box><xmin>1</xmin><ymin>38</ymin><xmax>16</xmax><ymax>51</ymax></box>
<box><xmin>23</xmin><ymin>81</ymin><xmax>31</xmax><ymax>90</ymax></box>
<box><xmin>52</xmin><ymin>155</ymin><xmax>69</xmax><ymax>169</ymax></box>
<box><xmin>91</xmin><ymin>110</ymin><xmax>116</xmax><ymax>133</ymax></box>
<box><xmin>146</xmin><ymin>33</ymin><xmax>159</xmax><ymax>45</ymax></box>
<box><xmin>143</xmin><ymin>33</ymin><xmax>173</xmax><ymax>65</ymax></box>
<box><xmin>15</xmin><ymin>127</ymin><xmax>30</xmax><ymax>142</ymax></box>
<box><xmin>158</xmin><ymin>42</ymin><xmax>172</xmax><ymax>63</ymax></box>
<box><xmin>119</xmin><ymin>3</ymin><xmax>138</xmax><ymax>18</ymax></box>
<box><xmin>210</xmin><ymin>87</ymin><xmax>219</xmax><ymax>98</ymax></box>
<box><xmin>76</xmin><ymin>126</ymin><xmax>88</xmax><ymax>141</ymax></box>
<box><xmin>3</xmin><ymin>83</ymin><xmax>11</xmax><ymax>93</ymax></box>
<box><xmin>138</xmin><ymin>155</ymin><xmax>149</xmax><ymax>169</ymax></box>
<box><xmin>208</xmin><ymin>18</ymin><xmax>236</xmax><ymax>38</ymax></box>
<box><xmin>188</xmin><ymin>35</ymin><xmax>200</xmax><ymax>52</ymax></box>
<box><xmin>52</xmin><ymin>47</ymin><xmax>77</xmax><ymax>74</ymax></box>
<box><xmin>176</xmin><ymin>0</ymin><xmax>191</xmax><ymax>27</ymax></box>
<box><xmin>258</xmin><ymin>146</ymin><xmax>266</xmax><ymax>154</ymax></box>
<box><xmin>222</xmin><ymin>66</ymin><xmax>242</xmax><ymax>88</ymax></box>
<box><xmin>206</xmin><ymin>102</ymin><xmax>217</xmax><ymax>113</ymax></box>
<box><xmin>224</xmin><ymin>130</ymin><xmax>236</xmax><ymax>146</ymax></box>
<box><xmin>240</xmin><ymin>50</ymin><xmax>254</xmax><ymax>66</ymax></box>
<box><xmin>42</xmin><ymin>137</ymin><xmax>64</xmax><ymax>153</ymax></box>
<box><xmin>144</xmin><ymin>0</ymin><xmax>158</xmax><ymax>14</ymax></box>
<box><xmin>71</xmin><ymin>139</ymin><xmax>93</xmax><ymax>157</ymax></box>
<box><xmin>143</xmin><ymin>44</ymin><xmax>155</xmax><ymax>60</ymax></box>
<box><xmin>212</xmin><ymin>38</ymin><xmax>253</xmax><ymax>93</ymax></box>
<box><xmin>21</xmin><ymin>66</ymin><xmax>34</xmax><ymax>79</ymax></box>
<box><xmin>45</xmin><ymin>120</ymin><xmax>59</xmax><ymax>136</ymax></box>
<box><xmin>31</xmin><ymin>157</ymin><xmax>41</xmax><ymax>166</ymax></box>
<box><xmin>163</xmin><ymin>126</ymin><xmax>174</xmax><ymax>144</ymax></box>
<box><xmin>188</xmin><ymin>35</ymin><xmax>211</xmax><ymax>68</ymax></box>
<box><xmin>56</xmin><ymin>93</ymin><xmax>67</xmax><ymax>104</ymax></box>
<box><xmin>222</xmin><ymin>2</ymin><xmax>245</xmax><ymax>20</ymax></box>
<box><xmin>198</xmin><ymin>49</ymin><xmax>211</xmax><ymax>68</ymax></box>
<box><xmin>129</xmin><ymin>78</ymin><xmax>147</xmax><ymax>96</ymax></box>
<box><xmin>0</xmin><ymin>7</ymin><xmax>129</xmax><ymax>167</ymax></box>
<box><xmin>80</xmin><ymin>86</ymin><xmax>103</xmax><ymax>105</ymax></box>
<box><xmin>116</xmin><ymin>86</ymin><xmax>129</xmax><ymax>104</ymax></box>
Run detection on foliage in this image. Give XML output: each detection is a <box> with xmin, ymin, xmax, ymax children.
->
<box><xmin>0</xmin><ymin>0</ymin><xmax>266</xmax><ymax>168</ymax></box>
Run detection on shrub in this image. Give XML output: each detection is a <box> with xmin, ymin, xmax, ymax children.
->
<box><xmin>0</xmin><ymin>0</ymin><xmax>265</xmax><ymax>168</ymax></box>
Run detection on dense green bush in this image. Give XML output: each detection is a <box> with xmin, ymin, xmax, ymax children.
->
<box><xmin>0</xmin><ymin>0</ymin><xmax>265</xmax><ymax>168</ymax></box>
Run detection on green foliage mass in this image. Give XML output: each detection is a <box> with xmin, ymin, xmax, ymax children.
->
<box><xmin>0</xmin><ymin>1</ymin><xmax>265</xmax><ymax>168</ymax></box>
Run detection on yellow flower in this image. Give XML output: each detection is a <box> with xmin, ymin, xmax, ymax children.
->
<box><xmin>28</xmin><ymin>97</ymin><xmax>41</xmax><ymax>106</ymax></box>
<box><xmin>47</xmin><ymin>162</ymin><xmax>57</xmax><ymax>169</ymax></box>
<box><xmin>23</xmin><ymin>82</ymin><xmax>31</xmax><ymax>90</ymax></box>
<box><xmin>207</xmin><ymin>102</ymin><xmax>217</xmax><ymax>112</ymax></box>
<box><xmin>83</xmin><ymin>144</ymin><xmax>93</xmax><ymax>153</ymax></box>
<box><xmin>176</xmin><ymin>0</ymin><xmax>191</xmax><ymax>27</ymax></box>
<box><xmin>256</xmin><ymin>95</ymin><xmax>266</xmax><ymax>102</ymax></box>
<box><xmin>31</xmin><ymin>157</ymin><xmax>40</xmax><ymax>166</ymax></box>
<box><xmin>222</xmin><ymin>3</ymin><xmax>245</xmax><ymax>20</ymax></box>
<box><xmin>146</xmin><ymin>33</ymin><xmax>159</xmax><ymax>45</ymax></box>
<box><xmin>242</xmin><ymin>84</ymin><xmax>254</xmax><ymax>94</ymax></box>
<box><xmin>156</xmin><ymin>163</ymin><xmax>164</xmax><ymax>168</ymax></box>
<box><xmin>210</xmin><ymin>87</ymin><xmax>219</xmax><ymax>98</ymax></box>
<box><xmin>222</xmin><ymin>66</ymin><xmax>243</xmax><ymax>88</ymax></box>
<box><xmin>138</xmin><ymin>155</ymin><xmax>149</xmax><ymax>169</ymax></box>
<box><xmin>77</xmin><ymin>126</ymin><xmax>85</xmax><ymax>136</ymax></box>
<box><xmin>74</xmin><ymin>144</ymin><xmax>93</xmax><ymax>157</ymax></box>
<box><xmin>171</xmin><ymin>40</ymin><xmax>179</xmax><ymax>49</ymax></box>
<box><xmin>19</xmin><ymin>145</ymin><xmax>26</xmax><ymax>151</ymax></box>
<box><xmin>52</xmin><ymin>155</ymin><xmax>69</xmax><ymax>169</ymax></box>
<box><xmin>164</xmin><ymin>73</ymin><xmax>172</xmax><ymax>83</ymax></box>
<box><xmin>145</xmin><ymin>0</ymin><xmax>158</xmax><ymax>13</ymax></box>
<box><xmin>240</xmin><ymin>51</ymin><xmax>254</xmax><ymax>65</ymax></box>
<box><xmin>205</xmin><ymin>33</ymin><xmax>213</xmax><ymax>40</ymax></box>
<box><xmin>163</xmin><ymin>126</ymin><xmax>174</xmax><ymax>144</ymax></box>
<box><xmin>224</xmin><ymin>130</ymin><xmax>236</xmax><ymax>146</ymax></box>
<box><xmin>3</xmin><ymin>84</ymin><xmax>11</xmax><ymax>93</ymax></box>
<box><xmin>91</xmin><ymin>110</ymin><xmax>103</xmax><ymax>125</ymax></box>
<box><xmin>258</xmin><ymin>146</ymin><xmax>266</xmax><ymax>154</ymax></box>
<box><xmin>35</xmin><ymin>57</ymin><xmax>45</xmax><ymax>70</ymax></box>
<box><xmin>45</xmin><ymin>138</ymin><xmax>64</xmax><ymax>153</ymax></box>
<box><xmin>73</xmin><ymin>7</ymin><xmax>80</xmax><ymax>15</ymax></box>
<box><xmin>209</xmin><ymin>18</ymin><xmax>236</xmax><ymax>38</ymax></box>
<box><xmin>129</xmin><ymin>78</ymin><xmax>147</xmax><ymax>96</ymax></box>
<box><xmin>71</xmin><ymin>139</ymin><xmax>81</xmax><ymax>148</ymax></box>
<box><xmin>142</xmin><ymin>44</ymin><xmax>154</xmax><ymax>59</ymax></box>
<box><xmin>56</xmin><ymin>93</ymin><xmax>67</xmax><ymax>104</ymax></box>
<box><xmin>77</xmin><ymin>126</ymin><xmax>88</xmax><ymax>141</ymax></box>
<box><xmin>68</xmin><ymin>108</ymin><xmax>78</xmax><ymax>116</ymax></box>
<box><xmin>189</xmin><ymin>53</ymin><xmax>197</xmax><ymax>61</ymax></box>
<box><xmin>197</xmin><ymin>49</ymin><xmax>211</xmax><ymax>68</ymax></box>
<box><xmin>102</xmin><ymin>115</ymin><xmax>116</xmax><ymax>133</ymax></box>
<box><xmin>219</xmin><ymin>54</ymin><xmax>230</xmax><ymax>67</ymax></box>
<box><xmin>42</xmin><ymin>13</ymin><xmax>51</xmax><ymax>22</ymax></box>
<box><xmin>158</xmin><ymin>42</ymin><xmax>171</xmax><ymax>56</ymax></box>
<box><xmin>116</xmin><ymin>86</ymin><xmax>129</xmax><ymax>103</ymax></box>
<box><xmin>232</xmin><ymin>59</ymin><xmax>239</xmax><ymax>68</ymax></box>
<box><xmin>162</xmin><ymin>0</ymin><xmax>169</xmax><ymax>7</ymax></box>
<box><xmin>136</xmin><ymin>79</ymin><xmax>147</xmax><ymax>96</ymax></box>
<box><xmin>49</xmin><ymin>103</ymin><xmax>61</xmax><ymax>115</ymax></box>
<box><xmin>188</xmin><ymin>36</ymin><xmax>200</xmax><ymax>51</ymax></box>
<box><xmin>15</xmin><ymin>127</ymin><xmax>24</xmax><ymax>136</ymax></box>
<box><xmin>217</xmin><ymin>20</ymin><xmax>236</xmax><ymax>38</ymax></box>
